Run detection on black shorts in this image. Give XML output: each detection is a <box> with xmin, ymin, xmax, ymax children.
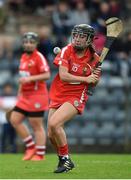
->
<box><xmin>13</xmin><ymin>106</ymin><xmax>44</xmax><ymax>117</ymax></box>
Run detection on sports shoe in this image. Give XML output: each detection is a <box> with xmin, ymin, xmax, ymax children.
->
<box><xmin>54</xmin><ymin>156</ymin><xmax>75</xmax><ymax>173</ymax></box>
<box><xmin>22</xmin><ymin>148</ymin><xmax>36</xmax><ymax>161</ymax></box>
<box><xmin>31</xmin><ymin>154</ymin><xmax>45</xmax><ymax>161</ymax></box>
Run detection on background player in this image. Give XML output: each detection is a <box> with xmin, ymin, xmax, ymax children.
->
<box><xmin>48</xmin><ymin>24</ymin><xmax>101</xmax><ymax>173</ymax></box>
<box><xmin>9</xmin><ymin>32</ymin><xmax>50</xmax><ymax>161</ymax></box>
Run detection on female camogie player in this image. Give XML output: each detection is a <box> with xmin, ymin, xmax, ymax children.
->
<box><xmin>10</xmin><ymin>32</ymin><xmax>50</xmax><ymax>161</ymax></box>
<box><xmin>48</xmin><ymin>24</ymin><xmax>101</xmax><ymax>173</ymax></box>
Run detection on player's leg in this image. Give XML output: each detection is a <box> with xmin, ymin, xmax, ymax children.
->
<box><xmin>28</xmin><ymin>112</ymin><xmax>46</xmax><ymax>161</ymax></box>
<box><xmin>48</xmin><ymin>108</ymin><xmax>58</xmax><ymax>152</ymax></box>
<box><xmin>48</xmin><ymin>102</ymin><xmax>78</xmax><ymax>173</ymax></box>
<box><xmin>10</xmin><ymin>107</ymin><xmax>35</xmax><ymax>160</ymax></box>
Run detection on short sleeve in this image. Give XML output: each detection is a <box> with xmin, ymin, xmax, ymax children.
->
<box><xmin>37</xmin><ymin>52</ymin><xmax>50</xmax><ymax>73</ymax></box>
<box><xmin>53</xmin><ymin>46</ymin><xmax>70</xmax><ymax>69</ymax></box>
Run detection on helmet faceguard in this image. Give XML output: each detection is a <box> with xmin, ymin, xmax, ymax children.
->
<box><xmin>71</xmin><ymin>24</ymin><xmax>95</xmax><ymax>50</ymax></box>
<box><xmin>22</xmin><ymin>32</ymin><xmax>39</xmax><ymax>54</ymax></box>
<box><xmin>23</xmin><ymin>32</ymin><xmax>39</xmax><ymax>43</ymax></box>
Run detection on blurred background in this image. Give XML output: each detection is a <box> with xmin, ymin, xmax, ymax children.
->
<box><xmin>0</xmin><ymin>0</ymin><xmax>131</xmax><ymax>154</ymax></box>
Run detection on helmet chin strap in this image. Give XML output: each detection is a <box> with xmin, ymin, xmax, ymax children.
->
<box><xmin>73</xmin><ymin>45</ymin><xmax>87</xmax><ymax>51</ymax></box>
<box><xmin>86</xmin><ymin>34</ymin><xmax>92</xmax><ymax>47</ymax></box>
<box><xmin>24</xmin><ymin>49</ymin><xmax>34</xmax><ymax>54</ymax></box>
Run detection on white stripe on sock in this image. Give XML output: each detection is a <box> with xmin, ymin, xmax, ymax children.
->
<box><xmin>23</xmin><ymin>135</ymin><xmax>32</xmax><ymax>142</ymax></box>
<box><xmin>36</xmin><ymin>145</ymin><xmax>46</xmax><ymax>149</ymax></box>
<box><xmin>36</xmin><ymin>151</ymin><xmax>45</xmax><ymax>155</ymax></box>
<box><xmin>26</xmin><ymin>142</ymin><xmax>35</xmax><ymax>147</ymax></box>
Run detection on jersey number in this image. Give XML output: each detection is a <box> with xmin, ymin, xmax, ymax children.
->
<box><xmin>72</xmin><ymin>65</ymin><xmax>78</xmax><ymax>72</ymax></box>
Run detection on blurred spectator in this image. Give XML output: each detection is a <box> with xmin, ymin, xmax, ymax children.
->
<box><xmin>7</xmin><ymin>0</ymin><xmax>24</xmax><ymax>14</ymax></box>
<box><xmin>116</xmin><ymin>32</ymin><xmax>131</xmax><ymax>77</ymax></box>
<box><xmin>37</xmin><ymin>25</ymin><xmax>54</xmax><ymax>62</ymax></box>
<box><xmin>88</xmin><ymin>0</ymin><xmax>101</xmax><ymax>9</ymax></box>
<box><xmin>3</xmin><ymin>35</ymin><xmax>15</xmax><ymax>60</ymax></box>
<box><xmin>12</xmin><ymin>24</ymin><xmax>29</xmax><ymax>58</ymax></box>
<box><xmin>98</xmin><ymin>1</ymin><xmax>110</xmax><ymax>20</ymax></box>
<box><xmin>52</xmin><ymin>1</ymin><xmax>73</xmax><ymax>47</ymax></box>
<box><xmin>88</xmin><ymin>0</ymin><xmax>101</xmax><ymax>20</ymax></box>
<box><xmin>109</xmin><ymin>31</ymin><xmax>131</xmax><ymax>76</ymax></box>
<box><xmin>0</xmin><ymin>0</ymin><xmax>6</xmax><ymax>29</ymax></box>
<box><xmin>71</xmin><ymin>1</ymin><xmax>91</xmax><ymax>25</ymax></box>
<box><xmin>113</xmin><ymin>52</ymin><xmax>131</xmax><ymax>77</ymax></box>
<box><xmin>123</xmin><ymin>31</ymin><xmax>131</xmax><ymax>57</ymax></box>
<box><xmin>23</xmin><ymin>0</ymin><xmax>38</xmax><ymax>13</ymax></box>
<box><xmin>23</xmin><ymin>0</ymin><xmax>55</xmax><ymax>14</ymax></box>
<box><xmin>97</xmin><ymin>1</ymin><xmax>110</xmax><ymax>33</ymax></box>
<box><xmin>0</xmin><ymin>82</ymin><xmax>17</xmax><ymax>153</ymax></box>
<box><xmin>109</xmin><ymin>0</ymin><xmax>122</xmax><ymax>17</ymax></box>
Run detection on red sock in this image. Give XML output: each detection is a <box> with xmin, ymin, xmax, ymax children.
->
<box><xmin>58</xmin><ymin>144</ymin><xmax>69</xmax><ymax>156</ymax></box>
<box><xmin>35</xmin><ymin>145</ymin><xmax>46</xmax><ymax>157</ymax></box>
<box><xmin>23</xmin><ymin>135</ymin><xmax>35</xmax><ymax>149</ymax></box>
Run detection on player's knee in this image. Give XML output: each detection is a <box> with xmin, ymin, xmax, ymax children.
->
<box><xmin>49</xmin><ymin>123</ymin><xmax>56</xmax><ymax>133</ymax></box>
<box><xmin>48</xmin><ymin>119</ymin><xmax>58</xmax><ymax>134</ymax></box>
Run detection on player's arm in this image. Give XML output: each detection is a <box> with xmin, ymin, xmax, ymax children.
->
<box><xmin>59</xmin><ymin>65</ymin><xmax>99</xmax><ymax>84</ymax></box>
<box><xmin>27</xmin><ymin>72</ymin><xmax>50</xmax><ymax>82</ymax></box>
<box><xmin>19</xmin><ymin>72</ymin><xmax>50</xmax><ymax>84</ymax></box>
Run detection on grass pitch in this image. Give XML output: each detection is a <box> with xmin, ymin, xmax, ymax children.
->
<box><xmin>0</xmin><ymin>154</ymin><xmax>130</xmax><ymax>179</ymax></box>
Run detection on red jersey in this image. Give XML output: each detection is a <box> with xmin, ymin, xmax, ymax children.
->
<box><xmin>49</xmin><ymin>44</ymin><xmax>100</xmax><ymax>103</ymax></box>
<box><xmin>19</xmin><ymin>49</ymin><xmax>49</xmax><ymax>95</ymax></box>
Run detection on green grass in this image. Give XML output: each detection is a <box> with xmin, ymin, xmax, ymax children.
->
<box><xmin>0</xmin><ymin>154</ymin><xmax>130</xmax><ymax>179</ymax></box>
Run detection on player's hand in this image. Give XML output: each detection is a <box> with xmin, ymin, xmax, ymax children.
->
<box><xmin>85</xmin><ymin>73</ymin><xmax>99</xmax><ymax>84</ymax></box>
<box><xmin>92</xmin><ymin>66</ymin><xmax>101</xmax><ymax>84</ymax></box>
<box><xmin>93</xmin><ymin>66</ymin><xmax>101</xmax><ymax>75</ymax></box>
<box><xmin>19</xmin><ymin>77</ymin><xmax>31</xmax><ymax>84</ymax></box>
